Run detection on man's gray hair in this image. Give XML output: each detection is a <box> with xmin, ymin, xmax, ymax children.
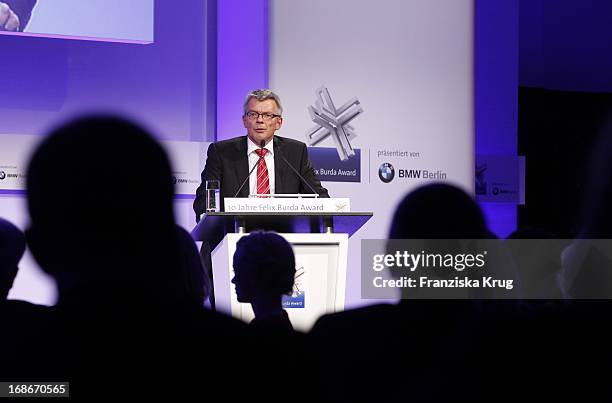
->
<box><xmin>243</xmin><ymin>89</ymin><xmax>283</xmax><ymax>116</ymax></box>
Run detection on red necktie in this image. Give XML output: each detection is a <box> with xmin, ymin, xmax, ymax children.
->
<box><xmin>255</xmin><ymin>148</ymin><xmax>270</xmax><ymax>195</ymax></box>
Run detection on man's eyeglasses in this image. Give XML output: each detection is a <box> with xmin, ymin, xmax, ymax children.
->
<box><xmin>245</xmin><ymin>111</ymin><xmax>281</xmax><ymax>121</ymax></box>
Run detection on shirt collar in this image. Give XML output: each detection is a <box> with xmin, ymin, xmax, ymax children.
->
<box><xmin>247</xmin><ymin>136</ymin><xmax>274</xmax><ymax>156</ymax></box>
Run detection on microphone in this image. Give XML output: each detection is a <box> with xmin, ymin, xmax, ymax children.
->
<box><xmin>277</xmin><ymin>146</ymin><xmax>320</xmax><ymax>196</ymax></box>
<box><xmin>233</xmin><ymin>140</ymin><xmax>266</xmax><ymax>197</ymax></box>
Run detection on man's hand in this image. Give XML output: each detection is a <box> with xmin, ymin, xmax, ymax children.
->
<box><xmin>0</xmin><ymin>2</ymin><xmax>20</xmax><ymax>31</ymax></box>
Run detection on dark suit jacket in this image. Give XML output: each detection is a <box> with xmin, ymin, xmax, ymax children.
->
<box><xmin>193</xmin><ymin>135</ymin><xmax>329</xmax><ymax>219</ymax></box>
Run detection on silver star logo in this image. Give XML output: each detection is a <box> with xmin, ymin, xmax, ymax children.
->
<box><xmin>335</xmin><ymin>201</ymin><xmax>348</xmax><ymax>212</ymax></box>
<box><xmin>306</xmin><ymin>86</ymin><xmax>363</xmax><ymax>161</ymax></box>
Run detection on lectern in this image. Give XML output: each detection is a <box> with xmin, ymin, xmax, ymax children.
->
<box><xmin>191</xmin><ymin>198</ymin><xmax>371</xmax><ymax>331</ymax></box>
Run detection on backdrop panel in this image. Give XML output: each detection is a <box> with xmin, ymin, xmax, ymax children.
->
<box><xmin>269</xmin><ymin>0</ymin><xmax>475</xmax><ymax>306</ymax></box>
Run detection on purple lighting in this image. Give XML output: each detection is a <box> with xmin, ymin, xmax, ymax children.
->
<box><xmin>216</xmin><ymin>0</ymin><xmax>268</xmax><ymax>141</ymax></box>
<box><xmin>475</xmin><ymin>0</ymin><xmax>519</xmax><ymax>238</ymax></box>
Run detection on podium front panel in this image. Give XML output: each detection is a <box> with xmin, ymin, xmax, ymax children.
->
<box><xmin>212</xmin><ymin>233</ymin><xmax>348</xmax><ymax>332</ymax></box>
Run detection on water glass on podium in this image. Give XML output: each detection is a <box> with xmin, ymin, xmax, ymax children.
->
<box><xmin>205</xmin><ymin>180</ymin><xmax>220</xmax><ymax>213</ymax></box>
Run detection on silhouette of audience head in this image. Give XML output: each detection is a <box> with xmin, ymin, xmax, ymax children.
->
<box><xmin>386</xmin><ymin>184</ymin><xmax>505</xmax><ymax>298</ymax></box>
<box><xmin>0</xmin><ymin>217</ymin><xmax>26</xmax><ymax>301</ymax></box>
<box><xmin>25</xmin><ymin>115</ymin><xmax>177</xmax><ymax>303</ymax></box>
<box><xmin>175</xmin><ymin>225</ymin><xmax>211</xmax><ymax>307</ymax></box>
<box><xmin>389</xmin><ymin>183</ymin><xmax>489</xmax><ymax>239</ymax></box>
<box><xmin>232</xmin><ymin>231</ymin><xmax>295</xmax><ymax>314</ymax></box>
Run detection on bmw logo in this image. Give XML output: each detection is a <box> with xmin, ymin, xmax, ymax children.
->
<box><xmin>378</xmin><ymin>163</ymin><xmax>395</xmax><ymax>183</ymax></box>
<box><xmin>0</xmin><ymin>171</ymin><xmax>5</xmax><ymax>180</ymax></box>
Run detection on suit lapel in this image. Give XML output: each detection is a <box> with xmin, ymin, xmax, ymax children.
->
<box><xmin>234</xmin><ymin>137</ymin><xmax>250</xmax><ymax>197</ymax></box>
<box><xmin>273</xmin><ymin>136</ymin><xmax>285</xmax><ymax>194</ymax></box>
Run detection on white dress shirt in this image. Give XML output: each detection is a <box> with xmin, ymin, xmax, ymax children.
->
<box><xmin>247</xmin><ymin>136</ymin><xmax>275</xmax><ymax>195</ymax></box>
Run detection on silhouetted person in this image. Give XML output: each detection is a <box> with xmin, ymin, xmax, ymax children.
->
<box><xmin>388</xmin><ymin>183</ymin><xmax>490</xmax><ymax>239</ymax></box>
<box><xmin>175</xmin><ymin>225</ymin><xmax>211</xmax><ymax>307</ymax></box>
<box><xmin>231</xmin><ymin>231</ymin><xmax>315</xmax><ymax>401</ymax></box>
<box><xmin>232</xmin><ymin>231</ymin><xmax>295</xmax><ymax>332</ymax></box>
<box><xmin>0</xmin><ymin>217</ymin><xmax>26</xmax><ymax>301</ymax></box>
<box><xmin>387</xmin><ymin>183</ymin><xmax>521</xmax><ymax>299</ymax></box>
<box><xmin>0</xmin><ymin>217</ymin><xmax>51</xmax><ymax>359</ymax></box>
<box><xmin>12</xmin><ymin>116</ymin><xmax>280</xmax><ymax>399</ymax></box>
<box><xmin>310</xmin><ymin>183</ymin><xmax>525</xmax><ymax>401</ymax></box>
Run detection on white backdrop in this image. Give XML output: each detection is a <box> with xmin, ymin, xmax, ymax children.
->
<box><xmin>269</xmin><ymin>0</ymin><xmax>475</xmax><ymax>306</ymax></box>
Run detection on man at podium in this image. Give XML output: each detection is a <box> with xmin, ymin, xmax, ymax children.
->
<box><xmin>193</xmin><ymin>89</ymin><xmax>329</xmax><ymax>220</ymax></box>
